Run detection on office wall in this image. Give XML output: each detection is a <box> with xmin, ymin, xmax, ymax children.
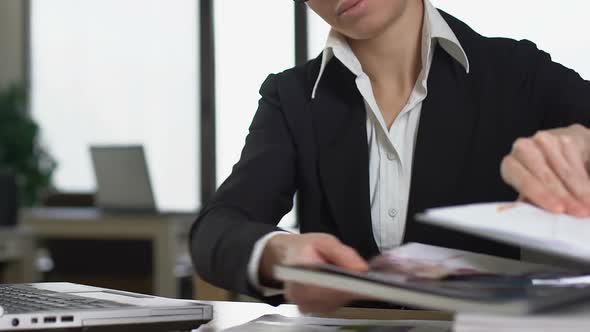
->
<box><xmin>0</xmin><ymin>0</ymin><xmax>26</xmax><ymax>88</ymax></box>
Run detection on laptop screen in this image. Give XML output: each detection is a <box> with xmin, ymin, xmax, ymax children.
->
<box><xmin>90</xmin><ymin>145</ymin><xmax>156</xmax><ymax>212</ymax></box>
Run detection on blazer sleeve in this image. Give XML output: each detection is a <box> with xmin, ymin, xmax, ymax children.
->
<box><xmin>526</xmin><ymin>41</ymin><xmax>590</xmax><ymax>128</ymax></box>
<box><xmin>189</xmin><ymin>74</ymin><xmax>296</xmax><ymax>304</ymax></box>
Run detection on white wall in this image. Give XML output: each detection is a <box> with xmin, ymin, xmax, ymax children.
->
<box><xmin>308</xmin><ymin>1</ymin><xmax>590</xmax><ymax>79</ymax></box>
<box><xmin>214</xmin><ymin>0</ymin><xmax>295</xmax><ymax>226</ymax></box>
<box><xmin>431</xmin><ymin>0</ymin><xmax>590</xmax><ymax>79</ymax></box>
<box><xmin>215</xmin><ymin>0</ymin><xmax>294</xmax><ymax>186</ymax></box>
<box><xmin>308</xmin><ymin>6</ymin><xmax>330</xmax><ymax>59</ymax></box>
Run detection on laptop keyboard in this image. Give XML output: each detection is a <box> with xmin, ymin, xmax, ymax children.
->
<box><xmin>0</xmin><ymin>285</ymin><xmax>133</xmax><ymax>314</ymax></box>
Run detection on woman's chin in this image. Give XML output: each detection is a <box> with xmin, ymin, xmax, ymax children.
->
<box><xmin>335</xmin><ymin>21</ymin><xmax>390</xmax><ymax>41</ymax></box>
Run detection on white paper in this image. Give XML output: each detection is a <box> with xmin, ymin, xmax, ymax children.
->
<box><xmin>455</xmin><ymin>301</ymin><xmax>590</xmax><ymax>331</ymax></box>
<box><xmin>222</xmin><ymin>314</ymin><xmax>451</xmax><ymax>332</ymax></box>
<box><xmin>420</xmin><ymin>202</ymin><xmax>590</xmax><ymax>264</ymax></box>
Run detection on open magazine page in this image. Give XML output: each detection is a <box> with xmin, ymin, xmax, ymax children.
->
<box><xmin>368</xmin><ymin>242</ymin><xmax>558</xmax><ymax>278</ymax></box>
<box><xmin>222</xmin><ymin>314</ymin><xmax>451</xmax><ymax>332</ymax></box>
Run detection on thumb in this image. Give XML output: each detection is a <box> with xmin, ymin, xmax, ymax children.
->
<box><xmin>316</xmin><ymin>241</ymin><xmax>369</xmax><ymax>272</ymax></box>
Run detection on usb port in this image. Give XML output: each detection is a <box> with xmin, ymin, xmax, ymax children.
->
<box><xmin>61</xmin><ymin>316</ymin><xmax>74</xmax><ymax>322</ymax></box>
<box><xmin>44</xmin><ymin>317</ymin><xmax>56</xmax><ymax>323</ymax></box>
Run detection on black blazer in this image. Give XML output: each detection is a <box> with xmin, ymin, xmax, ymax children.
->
<box><xmin>190</xmin><ymin>11</ymin><xmax>590</xmax><ymax>303</ymax></box>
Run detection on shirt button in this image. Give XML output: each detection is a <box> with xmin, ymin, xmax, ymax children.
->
<box><xmin>387</xmin><ymin>152</ymin><xmax>396</xmax><ymax>161</ymax></box>
<box><xmin>388</xmin><ymin>208</ymin><xmax>398</xmax><ymax>218</ymax></box>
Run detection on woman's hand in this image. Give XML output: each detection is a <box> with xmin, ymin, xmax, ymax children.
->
<box><xmin>501</xmin><ymin>124</ymin><xmax>590</xmax><ymax>217</ymax></box>
<box><xmin>259</xmin><ymin>233</ymin><xmax>369</xmax><ymax>313</ymax></box>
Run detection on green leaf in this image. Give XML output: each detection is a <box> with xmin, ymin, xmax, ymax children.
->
<box><xmin>0</xmin><ymin>83</ymin><xmax>56</xmax><ymax>206</ymax></box>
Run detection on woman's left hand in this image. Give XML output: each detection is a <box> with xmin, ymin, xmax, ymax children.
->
<box><xmin>501</xmin><ymin>124</ymin><xmax>590</xmax><ymax>217</ymax></box>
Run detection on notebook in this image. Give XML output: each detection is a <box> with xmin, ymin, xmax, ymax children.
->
<box><xmin>274</xmin><ymin>243</ymin><xmax>590</xmax><ymax>314</ymax></box>
<box><xmin>416</xmin><ymin>202</ymin><xmax>590</xmax><ymax>265</ymax></box>
<box><xmin>0</xmin><ymin>282</ymin><xmax>212</xmax><ymax>331</ymax></box>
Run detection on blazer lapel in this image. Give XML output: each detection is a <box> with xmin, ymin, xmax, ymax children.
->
<box><xmin>312</xmin><ymin>59</ymin><xmax>379</xmax><ymax>259</ymax></box>
<box><xmin>404</xmin><ymin>46</ymin><xmax>479</xmax><ymax>243</ymax></box>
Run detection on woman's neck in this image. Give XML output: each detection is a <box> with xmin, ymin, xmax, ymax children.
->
<box><xmin>347</xmin><ymin>0</ymin><xmax>424</xmax><ymax>90</ymax></box>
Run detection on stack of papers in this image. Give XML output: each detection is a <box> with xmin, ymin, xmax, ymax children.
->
<box><xmin>275</xmin><ymin>243</ymin><xmax>587</xmax><ymax>314</ymax></box>
<box><xmin>419</xmin><ymin>202</ymin><xmax>590</xmax><ymax>330</ymax></box>
<box><xmin>455</xmin><ymin>302</ymin><xmax>590</xmax><ymax>332</ymax></box>
<box><xmin>223</xmin><ymin>314</ymin><xmax>451</xmax><ymax>332</ymax></box>
<box><xmin>272</xmin><ymin>203</ymin><xmax>590</xmax><ymax>330</ymax></box>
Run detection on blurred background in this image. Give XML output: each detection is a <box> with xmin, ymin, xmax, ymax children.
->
<box><xmin>0</xmin><ymin>0</ymin><xmax>589</xmax><ymax>301</ymax></box>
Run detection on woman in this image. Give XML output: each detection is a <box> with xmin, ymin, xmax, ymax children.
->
<box><xmin>191</xmin><ymin>0</ymin><xmax>590</xmax><ymax>313</ymax></box>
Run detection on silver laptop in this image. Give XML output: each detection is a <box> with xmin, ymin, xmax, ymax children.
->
<box><xmin>90</xmin><ymin>146</ymin><xmax>157</xmax><ymax>213</ymax></box>
<box><xmin>0</xmin><ymin>282</ymin><xmax>212</xmax><ymax>331</ymax></box>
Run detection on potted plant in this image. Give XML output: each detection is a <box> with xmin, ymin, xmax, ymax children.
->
<box><xmin>0</xmin><ymin>84</ymin><xmax>55</xmax><ymax>220</ymax></box>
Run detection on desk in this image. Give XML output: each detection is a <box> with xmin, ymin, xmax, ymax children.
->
<box><xmin>21</xmin><ymin>208</ymin><xmax>194</xmax><ymax>298</ymax></box>
<box><xmin>196</xmin><ymin>301</ymin><xmax>453</xmax><ymax>331</ymax></box>
<box><xmin>0</xmin><ymin>226</ymin><xmax>38</xmax><ymax>283</ymax></box>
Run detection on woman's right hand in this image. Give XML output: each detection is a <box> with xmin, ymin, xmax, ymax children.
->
<box><xmin>259</xmin><ymin>233</ymin><xmax>369</xmax><ymax>313</ymax></box>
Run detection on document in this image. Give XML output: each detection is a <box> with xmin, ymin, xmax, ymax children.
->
<box><xmin>454</xmin><ymin>301</ymin><xmax>590</xmax><ymax>332</ymax></box>
<box><xmin>418</xmin><ymin>202</ymin><xmax>590</xmax><ymax>264</ymax></box>
<box><xmin>222</xmin><ymin>314</ymin><xmax>451</xmax><ymax>332</ymax></box>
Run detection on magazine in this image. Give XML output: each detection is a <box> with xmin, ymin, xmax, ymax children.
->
<box><xmin>274</xmin><ymin>243</ymin><xmax>590</xmax><ymax>314</ymax></box>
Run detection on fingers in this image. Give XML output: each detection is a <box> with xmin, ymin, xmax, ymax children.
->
<box><xmin>285</xmin><ymin>282</ymin><xmax>358</xmax><ymax>314</ymax></box>
<box><xmin>501</xmin><ymin>154</ymin><xmax>563</xmax><ymax>213</ymax></box>
<box><xmin>533</xmin><ymin>133</ymin><xmax>590</xmax><ymax>216</ymax></box>
<box><xmin>281</xmin><ymin>234</ymin><xmax>367</xmax><ymax>272</ymax></box>
<box><xmin>315</xmin><ymin>236</ymin><xmax>369</xmax><ymax>272</ymax></box>
<box><xmin>560</xmin><ymin>136</ymin><xmax>590</xmax><ymax>206</ymax></box>
<box><xmin>502</xmin><ymin>130</ymin><xmax>590</xmax><ymax>217</ymax></box>
<box><xmin>510</xmin><ymin>137</ymin><xmax>572</xmax><ymax>210</ymax></box>
<box><xmin>279</xmin><ymin>234</ymin><xmax>371</xmax><ymax>313</ymax></box>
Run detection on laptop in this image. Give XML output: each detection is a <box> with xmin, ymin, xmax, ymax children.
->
<box><xmin>0</xmin><ymin>282</ymin><xmax>212</xmax><ymax>331</ymax></box>
<box><xmin>90</xmin><ymin>146</ymin><xmax>157</xmax><ymax>213</ymax></box>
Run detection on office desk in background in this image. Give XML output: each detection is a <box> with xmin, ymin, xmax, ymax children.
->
<box><xmin>196</xmin><ymin>301</ymin><xmax>453</xmax><ymax>331</ymax></box>
<box><xmin>21</xmin><ymin>208</ymin><xmax>195</xmax><ymax>298</ymax></box>
<box><xmin>0</xmin><ymin>226</ymin><xmax>38</xmax><ymax>283</ymax></box>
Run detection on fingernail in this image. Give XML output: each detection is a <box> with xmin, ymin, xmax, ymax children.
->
<box><xmin>574</xmin><ymin>208</ymin><xmax>590</xmax><ymax>218</ymax></box>
<box><xmin>552</xmin><ymin>204</ymin><xmax>565</xmax><ymax>214</ymax></box>
<box><xmin>572</xmin><ymin>211</ymin><xmax>587</xmax><ymax>218</ymax></box>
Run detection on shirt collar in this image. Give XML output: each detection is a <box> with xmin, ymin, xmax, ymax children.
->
<box><xmin>425</xmin><ymin>0</ymin><xmax>469</xmax><ymax>73</ymax></box>
<box><xmin>311</xmin><ymin>0</ymin><xmax>470</xmax><ymax>99</ymax></box>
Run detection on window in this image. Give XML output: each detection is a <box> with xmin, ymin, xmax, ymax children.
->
<box><xmin>215</xmin><ymin>1</ymin><xmax>296</xmax><ymax>226</ymax></box>
<box><xmin>30</xmin><ymin>0</ymin><xmax>199</xmax><ymax>211</ymax></box>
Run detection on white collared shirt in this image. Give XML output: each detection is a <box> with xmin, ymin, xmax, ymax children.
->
<box><xmin>248</xmin><ymin>0</ymin><xmax>470</xmax><ymax>294</ymax></box>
